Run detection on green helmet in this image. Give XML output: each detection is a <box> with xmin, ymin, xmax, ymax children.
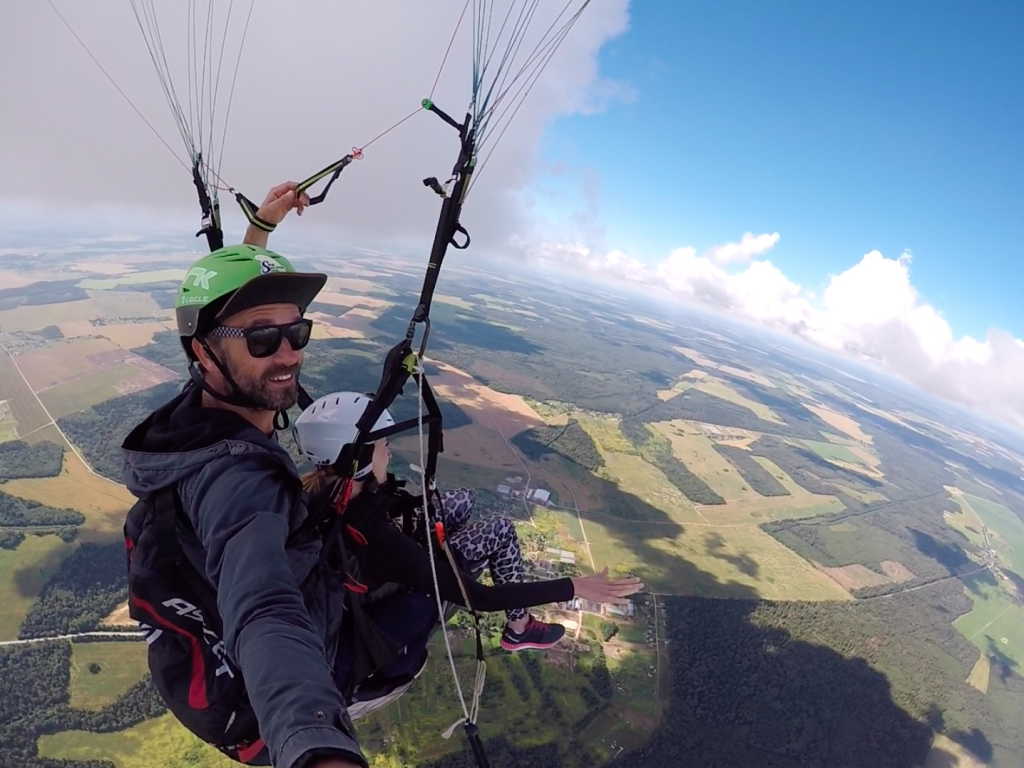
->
<box><xmin>175</xmin><ymin>244</ymin><xmax>327</xmax><ymax>339</ymax></box>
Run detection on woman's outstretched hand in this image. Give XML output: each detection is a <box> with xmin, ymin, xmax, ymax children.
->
<box><xmin>571</xmin><ymin>567</ymin><xmax>644</xmax><ymax>605</ymax></box>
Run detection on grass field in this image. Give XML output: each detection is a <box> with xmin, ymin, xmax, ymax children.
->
<box><xmin>0</xmin><ymin>534</ymin><xmax>74</xmax><ymax>640</ymax></box>
<box><xmin>583</xmin><ymin>513</ymin><xmax>851</xmax><ymax>601</ymax></box>
<box><xmin>0</xmin><ymin>348</ymin><xmax>51</xmax><ymax>437</ymax></box>
<box><xmin>966</xmin><ymin>651</ymin><xmax>990</xmax><ymax>693</ymax></box>
<box><xmin>2</xmin><ymin>439</ymin><xmax>134</xmax><ymax>535</ymax></box>
<box><xmin>653</xmin><ymin>420</ymin><xmax>754</xmax><ymax>499</ymax></box>
<box><xmin>960</xmin><ymin>492</ymin><xmax>1024</xmax><ymax>573</ymax></box>
<box><xmin>38</xmin><ymin>711</ymin><xmax>235</xmax><ymax>768</ymax></box>
<box><xmin>68</xmin><ymin>640</ymin><xmax>150</xmax><ymax>710</ymax></box>
<box><xmin>39</xmin><ymin>364</ymin><xmax>140</xmax><ymax>419</ymax></box>
<box><xmin>953</xmin><ymin>571</ymin><xmax>1024</xmax><ymax>670</ymax></box>
<box><xmin>0</xmin><ymin>299</ymin><xmax>100</xmax><ymax>333</ymax></box>
<box><xmin>16</xmin><ymin>337</ymin><xmax>122</xmax><ymax>391</ymax></box>
<box><xmin>648</xmin><ymin>422</ymin><xmax>843</xmax><ymax>524</ymax></box>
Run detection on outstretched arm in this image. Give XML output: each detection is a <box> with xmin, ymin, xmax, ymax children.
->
<box><xmin>355</xmin><ymin>514</ymin><xmax>643</xmax><ymax>612</ymax></box>
<box><xmin>242</xmin><ymin>181</ymin><xmax>311</xmax><ymax>249</ymax></box>
<box><xmin>185</xmin><ymin>459</ymin><xmax>367</xmax><ymax>768</ymax></box>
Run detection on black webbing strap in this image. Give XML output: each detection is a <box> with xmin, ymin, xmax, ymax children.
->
<box><xmin>191</xmin><ymin>156</ymin><xmax>224</xmax><ymax>252</ymax></box>
<box><xmin>296</xmin><ymin>153</ymin><xmax>359</xmax><ymax>205</ymax></box>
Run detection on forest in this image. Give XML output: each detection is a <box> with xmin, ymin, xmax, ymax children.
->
<box><xmin>617</xmin><ymin>586</ymin><xmax>1024</xmax><ymax>768</ymax></box>
<box><xmin>0</xmin><ymin>439</ymin><xmax>64</xmax><ymax>480</ymax></box>
<box><xmin>18</xmin><ymin>542</ymin><xmax>128</xmax><ymax>639</ymax></box>
<box><xmin>619</xmin><ymin>419</ymin><xmax>726</xmax><ymax>505</ymax></box>
<box><xmin>713</xmin><ymin>443</ymin><xmax>790</xmax><ymax>496</ymax></box>
<box><xmin>0</xmin><ymin>641</ymin><xmax>163</xmax><ymax>768</ymax></box>
<box><xmin>0</xmin><ymin>491</ymin><xmax>83</xmax><ymax>530</ymax></box>
<box><xmin>510</xmin><ymin>419</ymin><xmax>606</xmax><ymax>472</ymax></box>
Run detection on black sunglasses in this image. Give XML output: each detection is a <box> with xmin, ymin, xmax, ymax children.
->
<box><xmin>208</xmin><ymin>319</ymin><xmax>313</xmax><ymax>358</ymax></box>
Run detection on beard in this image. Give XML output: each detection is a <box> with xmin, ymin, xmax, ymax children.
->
<box><xmin>231</xmin><ymin>363</ymin><xmax>302</xmax><ymax>412</ymax></box>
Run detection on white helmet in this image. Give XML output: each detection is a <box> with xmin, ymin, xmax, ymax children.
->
<box><xmin>293</xmin><ymin>391</ymin><xmax>395</xmax><ymax>471</ymax></box>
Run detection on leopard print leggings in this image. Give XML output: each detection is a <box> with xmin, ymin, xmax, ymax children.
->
<box><xmin>437</xmin><ymin>488</ymin><xmax>528</xmax><ymax>623</ymax></box>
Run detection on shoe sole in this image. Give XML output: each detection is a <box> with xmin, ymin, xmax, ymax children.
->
<box><xmin>499</xmin><ymin>635</ymin><xmax>564</xmax><ymax>652</ymax></box>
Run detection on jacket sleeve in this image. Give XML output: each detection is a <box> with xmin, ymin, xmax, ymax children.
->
<box><xmin>356</xmin><ymin>511</ymin><xmax>576</xmax><ymax>612</ymax></box>
<box><xmin>181</xmin><ymin>456</ymin><xmax>367</xmax><ymax>768</ymax></box>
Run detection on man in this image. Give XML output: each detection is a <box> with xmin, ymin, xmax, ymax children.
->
<box><xmin>121</xmin><ymin>182</ymin><xmax>390</xmax><ymax>768</ymax></box>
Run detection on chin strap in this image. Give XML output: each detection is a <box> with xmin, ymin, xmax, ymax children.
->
<box><xmin>189</xmin><ymin>339</ymin><xmax>314</xmax><ymax>431</ymax></box>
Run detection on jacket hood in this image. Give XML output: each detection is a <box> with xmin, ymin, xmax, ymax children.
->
<box><xmin>121</xmin><ymin>381</ymin><xmax>292</xmax><ymax>497</ymax></box>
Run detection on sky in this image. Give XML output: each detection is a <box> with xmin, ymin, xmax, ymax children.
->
<box><xmin>2</xmin><ymin>1</ymin><xmax>1024</xmax><ymax>431</ymax></box>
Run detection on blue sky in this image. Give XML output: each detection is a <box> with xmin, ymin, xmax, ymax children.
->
<box><xmin>536</xmin><ymin>0</ymin><xmax>1024</xmax><ymax>341</ymax></box>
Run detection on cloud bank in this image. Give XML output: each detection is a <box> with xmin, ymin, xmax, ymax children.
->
<box><xmin>2</xmin><ymin>1</ymin><xmax>630</xmax><ymax>254</ymax></box>
<box><xmin>535</xmin><ymin>235</ymin><xmax>1024</xmax><ymax>431</ymax></box>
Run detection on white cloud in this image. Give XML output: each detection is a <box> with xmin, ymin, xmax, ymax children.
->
<box><xmin>536</xmin><ymin>237</ymin><xmax>1024</xmax><ymax>431</ymax></box>
<box><xmin>708</xmin><ymin>232</ymin><xmax>781</xmax><ymax>264</ymax></box>
<box><xmin>0</xmin><ymin>1</ymin><xmax>630</xmax><ymax>255</ymax></box>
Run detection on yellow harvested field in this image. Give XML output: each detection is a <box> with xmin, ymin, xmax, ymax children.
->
<box><xmin>69</xmin><ymin>262</ymin><xmax>133</xmax><ymax>275</ymax></box>
<box><xmin>86</xmin><ymin>289</ymin><xmax>163</xmax><ymax>318</ymax></box>
<box><xmin>672</xmin><ymin>346</ymin><xmax>775</xmax><ymax>387</ymax></box>
<box><xmin>94</xmin><ymin>321</ymin><xmax>178</xmax><ymax>348</ymax></box>
<box><xmin>0</xmin><ymin>299</ymin><xmax>100</xmax><ymax>333</ymax></box>
<box><xmin>101</xmin><ymin>601</ymin><xmax>136</xmax><ymax>628</ymax></box>
<box><xmin>920</xmin><ymin>733</ymin><xmax>987</xmax><ymax>768</ymax></box>
<box><xmin>966</xmin><ymin>652</ymin><xmax>990</xmax><ymax>693</ymax></box>
<box><xmin>2</xmin><ymin>448</ymin><xmax>133</xmax><ymax>534</ymax></box>
<box><xmin>656</xmin><ymin>380</ymin><xmax>693</xmax><ymax>401</ymax></box>
<box><xmin>683</xmin><ymin>369</ymin><xmax>708</xmax><ymax>380</ymax></box>
<box><xmin>804</xmin><ymin>404</ymin><xmax>873</xmax><ymax>444</ymax></box>
<box><xmin>673</xmin><ymin>346</ymin><xmax>717</xmax><ymax>367</ymax></box>
<box><xmin>716</xmin><ymin>437</ymin><xmax>757</xmax><ymax>449</ymax></box>
<box><xmin>435</xmin><ymin>293</ymin><xmax>475</xmax><ymax>310</ymax></box>
<box><xmin>57</xmin><ymin>321</ymin><xmax>99</xmax><ymax>339</ymax></box>
<box><xmin>429</xmin><ymin>361</ymin><xmax>546</xmax><ymax>438</ymax></box>
<box><xmin>817</xmin><ymin>560</ymin><xmax>915</xmax><ymax>591</ymax></box>
<box><xmin>318</xmin><ymin>291</ymin><xmax>392</xmax><ymax>309</ymax></box>
<box><xmin>16</xmin><ymin>337</ymin><xmax>121</xmax><ymax>391</ymax></box>
<box><xmin>848</xmin><ymin>445</ymin><xmax>881</xmax><ymax>467</ymax></box>
<box><xmin>310</xmin><ymin>322</ymin><xmax>364</xmax><ymax>340</ymax></box>
<box><xmin>0</xmin><ymin>271</ymin><xmax>36</xmax><ymax>289</ymax></box>
<box><xmin>695</xmin><ymin>378</ymin><xmax>785</xmax><ymax>424</ymax></box>
<box><xmin>718</xmin><ymin>365</ymin><xmax>776</xmax><ymax>388</ymax></box>
<box><xmin>325</xmin><ymin>276</ymin><xmax>386</xmax><ymax>294</ymax></box>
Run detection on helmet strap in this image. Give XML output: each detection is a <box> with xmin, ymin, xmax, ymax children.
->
<box><xmin>189</xmin><ymin>339</ymin><xmax>289</xmax><ymax>428</ymax></box>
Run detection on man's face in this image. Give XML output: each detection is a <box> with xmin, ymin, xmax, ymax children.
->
<box><xmin>206</xmin><ymin>302</ymin><xmax>306</xmax><ymax>411</ymax></box>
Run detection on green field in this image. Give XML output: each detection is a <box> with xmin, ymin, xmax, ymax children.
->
<box><xmin>953</xmin><ymin>571</ymin><xmax>1024</xmax><ymax>670</ymax></box>
<box><xmin>68</xmin><ymin>640</ymin><xmax>150</xmax><ymax>710</ymax></box>
<box><xmin>0</xmin><ymin>534</ymin><xmax>74</xmax><ymax>640</ymax></box>
<box><xmin>39</xmin><ymin>711</ymin><xmax>235</xmax><ymax>768</ymax></box>
<box><xmin>960</xmin><ymin>492</ymin><xmax>1024</xmax><ymax>573</ymax></box>
<box><xmin>38</xmin><ymin>365</ymin><xmax>140</xmax><ymax>419</ymax></box>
